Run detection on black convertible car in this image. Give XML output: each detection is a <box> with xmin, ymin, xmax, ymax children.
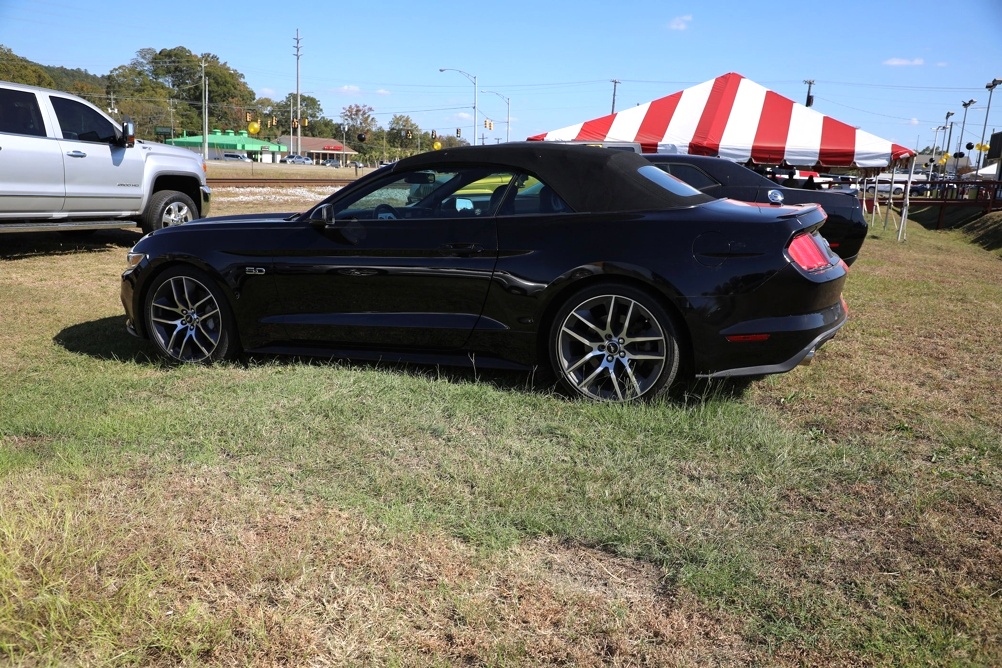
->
<box><xmin>121</xmin><ymin>143</ymin><xmax>848</xmax><ymax>402</ymax></box>
<box><xmin>642</xmin><ymin>154</ymin><xmax>868</xmax><ymax>265</ymax></box>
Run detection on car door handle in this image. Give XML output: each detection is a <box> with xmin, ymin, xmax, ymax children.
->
<box><xmin>66</xmin><ymin>151</ymin><xmax>87</xmax><ymax>158</ymax></box>
<box><xmin>441</xmin><ymin>243</ymin><xmax>484</xmax><ymax>256</ymax></box>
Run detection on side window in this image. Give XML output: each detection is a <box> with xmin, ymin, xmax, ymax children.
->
<box><xmin>0</xmin><ymin>88</ymin><xmax>46</xmax><ymax>137</ymax></box>
<box><xmin>503</xmin><ymin>177</ymin><xmax>573</xmax><ymax>216</ymax></box>
<box><xmin>50</xmin><ymin>96</ymin><xmax>119</xmax><ymax>143</ymax></box>
<box><xmin>661</xmin><ymin>163</ymin><xmax>720</xmax><ymax>192</ymax></box>
<box><xmin>329</xmin><ymin>166</ymin><xmax>518</xmax><ymax>221</ymax></box>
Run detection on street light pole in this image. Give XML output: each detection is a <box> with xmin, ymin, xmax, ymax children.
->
<box><xmin>482</xmin><ymin>90</ymin><xmax>510</xmax><ymax>143</ymax></box>
<box><xmin>440</xmin><ymin>68</ymin><xmax>477</xmax><ymax>144</ymax></box>
<box><xmin>978</xmin><ymin>78</ymin><xmax>1002</xmax><ymax>170</ymax></box>
<box><xmin>931</xmin><ymin>125</ymin><xmax>944</xmax><ymax>168</ymax></box>
<box><xmin>956</xmin><ymin>99</ymin><xmax>976</xmax><ymax>173</ymax></box>
<box><xmin>941</xmin><ymin>111</ymin><xmax>954</xmax><ymax>175</ymax></box>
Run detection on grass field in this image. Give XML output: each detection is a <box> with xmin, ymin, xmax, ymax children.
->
<box><xmin>1</xmin><ymin>196</ymin><xmax>1000</xmax><ymax>666</ymax></box>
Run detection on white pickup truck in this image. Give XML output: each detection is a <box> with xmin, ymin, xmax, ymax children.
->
<box><xmin>0</xmin><ymin>80</ymin><xmax>210</xmax><ymax>234</ymax></box>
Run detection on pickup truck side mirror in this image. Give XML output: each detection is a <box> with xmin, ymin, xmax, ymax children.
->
<box><xmin>120</xmin><ymin>117</ymin><xmax>135</xmax><ymax>148</ymax></box>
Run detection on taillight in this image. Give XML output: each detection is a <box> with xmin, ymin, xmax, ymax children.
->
<box><xmin>788</xmin><ymin>232</ymin><xmax>832</xmax><ymax>271</ymax></box>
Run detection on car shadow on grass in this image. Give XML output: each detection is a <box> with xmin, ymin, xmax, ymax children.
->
<box><xmin>54</xmin><ymin>316</ymin><xmax>161</xmax><ymax>365</ymax></box>
<box><xmin>1</xmin><ymin>229</ymin><xmax>141</xmax><ymax>260</ymax></box>
<box><xmin>55</xmin><ymin>316</ymin><xmax>756</xmax><ymax>403</ymax></box>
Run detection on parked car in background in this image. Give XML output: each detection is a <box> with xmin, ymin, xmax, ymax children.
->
<box><xmin>221</xmin><ymin>152</ymin><xmax>251</xmax><ymax>162</ymax></box>
<box><xmin>121</xmin><ymin>143</ymin><xmax>848</xmax><ymax>403</ymax></box>
<box><xmin>320</xmin><ymin>159</ymin><xmax>340</xmax><ymax>167</ymax></box>
<box><xmin>643</xmin><ymin>154</ymin><xmax>868</xmax><ymax>265</ymax></box>
<box><xmin>347</xmin><ymin>160</ymin><xmax>365</xmax><ymax>168</ymax></box>
<box><xmin>281</xmin><ymin>154</ymin><xmax>311</xmax><ymax>164</ymax></box>
<box><xmin>0</xmin><ymin>79</ymin><xmax>209</xmax><ymax>234</ymax></box>
<box><xmin>818</xmin><ymin>174</ymin><xmax>859</xmax><ymax>193</ymax></box>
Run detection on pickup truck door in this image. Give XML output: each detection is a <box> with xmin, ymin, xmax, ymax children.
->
<box><xmin>0</xmin><ymin>87</ymin><xmax>65</xmax><ymax>215</ymax></box>
<box><xmin>48</xmin><ymin>94</ymin><xmax>145</xmax><ymax>214</ymax></box>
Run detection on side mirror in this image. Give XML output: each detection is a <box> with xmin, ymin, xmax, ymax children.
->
<box><xmin>309</xmin><ymin>203</ymin><xmax>335</xmax><ymax>227</ymax></box>
<box><xmin>120</xmin><ymin>117</ymin><xmax>135</xmax><ymax>148</ymax></box>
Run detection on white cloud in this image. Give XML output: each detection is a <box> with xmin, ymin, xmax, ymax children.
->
<box><xmin>669</xmin><ymin>15</ymin><xmax>692</xmax><ymax>30</ymax></box>
<box><xmin>375</xmin><ymin>89</ymin><xmax>391</xmax><ymax>96</ymax></box>
<box><xmin>882</xmin><ymin>57</ymin><xmax>924</xmax><ymax>66</ymax></box>
<box><xmin>340</xmin><ymin>85</ymin><xmax>361</xmax><ymax>94</ymax></box>
<box><xmin>908</xmin><ymin>118</ymin><xmax>920</xmax><ymax>126</ymax></box>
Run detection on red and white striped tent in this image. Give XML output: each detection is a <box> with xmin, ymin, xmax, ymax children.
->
<box><xmin>527</xmin><ymin>72</ymin><xmax>915</xmax><ymax>168</ymax></box>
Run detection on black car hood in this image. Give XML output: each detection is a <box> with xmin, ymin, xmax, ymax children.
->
<box><xmin>184</xmin><ymin>212</ymin><xmax>299</xmax><ymax>225</ymax></box>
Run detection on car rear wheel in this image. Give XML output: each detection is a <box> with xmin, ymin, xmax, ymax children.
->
<box><xmin>145</xmin><ymin>266</ymin><xmax>236</xmax><ymax>363</ymax></box>
<box><xmin>549</xmin><ymin>284</ymin><xmax>680</xmax><ymax>402</ymax></box>
<box><xmin>142</xmin><ymin>190</ymin><xmax>198</xmax><ymax>234</ymax></box>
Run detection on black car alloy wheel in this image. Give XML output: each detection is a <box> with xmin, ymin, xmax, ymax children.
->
<box><xmin>145</xmin><ymin>266</ymin><xmax>235</xmax><ymax>363</ymax></box>
<box><xmin>550</xmin><ymin>284</ymin><xmax>680</xmax><ymax>402</ymax></box>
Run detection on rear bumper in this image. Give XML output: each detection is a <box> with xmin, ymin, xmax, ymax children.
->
<box><xmin>696</xmin><ymin>297</ymin><xmax>848</xmax><ymax>379</ymax></box>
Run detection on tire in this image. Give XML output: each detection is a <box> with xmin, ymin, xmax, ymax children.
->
<box><xmin>144</xmin><ymin>266</ymin><xmax>237</xmax><ymax>363</ymax></box>
<box><xmin>865</xmin><ymin>186</ymin><xmax>875</xmax><ymax>194</ymax></box>
<box><xmin>892</xmin><ymin>187</ymin><xmax>904</xmax><ymax>196</ymax></box>
<box><xmin>141</xmin><ymin>190</ymin><xmax>198</xmax><ymax>234</ymax></box>
<box><xmin>549</xmin><ymin>283</ymin><xmax>681</xmax><ymax>402</ymax></box>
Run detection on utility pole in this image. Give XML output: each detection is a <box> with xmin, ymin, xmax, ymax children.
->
<box><xmin>201</xmin><ymin>59</ymin><xmax>208</xmax><ymax>160</ymax></box>
<box><xmin>611</xmin><ymin>79</ymin><xmax>621</xmax><ymax>114</ymax></box>
<box><xmin>943</xmin><ymin>111</ymin><xmax>954</xmax><ymax>175</ymax></box>
<box><xmin>294</xmin><ymin>30</ymin><xmax>302</xmax><ymax>156</ymax></box>
<box><xmin>803</xmin><ymin>80</ymin><xmax>815</xmax><ymax>107</ymax></box>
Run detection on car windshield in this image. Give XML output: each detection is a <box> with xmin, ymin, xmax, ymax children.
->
<box><xmin>636</xmin><ymin>165</ymin><xmax>713</xmax><ymax>202</ymax></box>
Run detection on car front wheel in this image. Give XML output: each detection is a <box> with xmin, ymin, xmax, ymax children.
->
<box><xmin>142</xmin><ymin>190</ymin><xmax>198</xmax><ymax>233</ymax></box>
<box><xmin>549</xmin><ymin>284</ymin><xmax>680</xmax><ymax>402</ymax></box>
<box><xmin>144</xmin><ymin>266</ymin><xmax>237</xmax><ymax>363</ymax></box>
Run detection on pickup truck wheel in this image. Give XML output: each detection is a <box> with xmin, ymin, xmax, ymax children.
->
<box><xmin>142</xmin><ymin>190</ymin><xmax>197</xmax><ymax>233</ymax></box>
<box><xmin>144</xmin><ymin>266</ymin><xmax>237</xmax><ymax>363</ymax></box>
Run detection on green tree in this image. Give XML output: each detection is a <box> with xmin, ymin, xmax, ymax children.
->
<box><xmin>0</xmin><ymin>46</ymin><xmax>55</xmax><ymax>87</ymax></box>
<box><xmin>106</xmin><ymin>63</ymin><xmax>176</xmax><ymax>136</ymax></box>
<box><xmin>274</xmin><ymin>93</ymin><xmax>323</xmax><ymax>136</ymax></box>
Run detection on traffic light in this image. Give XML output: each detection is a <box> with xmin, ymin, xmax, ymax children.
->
<box><xmin>484</xmin><ymin>119</ymin><xmax>489</xmax><ymax>128</ymax></box>
<box><xmin>302</xmin><ymin>118</ymin><xmax>308</xmax><ymax>127</ymax></box>
<box><xmin>406</xmin><ymin>129</ymin><xmax>413</xmax><ymax>139</ymax></box>
<box><xmin>245</xmin><ymin>112</ymin><xmax>252</xmax><ymax>122</ymax></box>
<box><xmin>456</xmin><ymin>128</ymin><xmax>461</xmax><ymax>138</ymax></box>
<box><xmin>431</xmin><ymin>129</ymin><xmax>437</xmax><ymax>139</ymax></box>
<box><xmin>292</xmin><ymin>119</ymin><xmax>299</xmax><ymax>129</ymax></box>
<box><xmin>272</xmin><ymin>116</ymin><xmax>278</xmax><ymax>126</ymax></box>
<box><xmin>489</xmin><ymin>121</ymin><xmax>494</xmax><ymax>131</ymax></box>
<box><xmin>967</xmin><ymin>142</ymin><xmax>975</xmax><ymax>151</ymax></box>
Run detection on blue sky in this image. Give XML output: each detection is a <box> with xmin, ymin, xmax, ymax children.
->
<box><xmin>3</xmin><ymin>0</ymin><xmax>1002</xmax><ymax>153</ymax></box>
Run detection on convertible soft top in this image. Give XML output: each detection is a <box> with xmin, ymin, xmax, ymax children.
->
<box><xmin>385</xmin><ymin>142</ymin><xmax>713</xmax><ymax>213</ymax></box>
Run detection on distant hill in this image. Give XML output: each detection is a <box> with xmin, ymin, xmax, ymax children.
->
<box><xmin>0</xmin><ymin>45</ymin><xmax>106</xmax><ymax>93</ymax></box>
<box><xmin>41</xmin><ymin>64</ymin><xmax>107</xmax><ymax>93</ymax></box>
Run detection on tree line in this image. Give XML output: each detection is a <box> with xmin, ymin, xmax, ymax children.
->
<box><xmin>0</xmin><ymin>45</ymin><xmax>467</xmax><ymax>162</ymax></box>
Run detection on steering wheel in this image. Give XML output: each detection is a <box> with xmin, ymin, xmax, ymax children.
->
<box><xmin>374</xmin><ymin>203</ymin><xmax>399</xmax><ymax>220</ymax></box>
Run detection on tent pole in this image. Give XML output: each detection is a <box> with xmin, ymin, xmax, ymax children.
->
<box><xmin>898</xmin><ymin>156</ymin><xmax>917</xmax><ymax>241</ymax></box>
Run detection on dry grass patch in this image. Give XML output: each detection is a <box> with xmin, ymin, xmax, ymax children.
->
<box><xmin>2</xmin><ymin>465</ymin><xmax>760</xmax><ymax>666</ymax></box>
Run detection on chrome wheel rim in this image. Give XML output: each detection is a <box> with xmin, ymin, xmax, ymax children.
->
<box><xmin>148</xmin><ymin>275</ymin><xmax>223</xmax><ymax>362</ymax></box>
<box><xmin>161</xmin><ymin>201</ymin><xmax>193</xmax><ymax>227</ymax></box>
<box><xmin>556</xmin><ymin>294</ymin><xmax>668</xmax><ymax>401</ymax></box>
